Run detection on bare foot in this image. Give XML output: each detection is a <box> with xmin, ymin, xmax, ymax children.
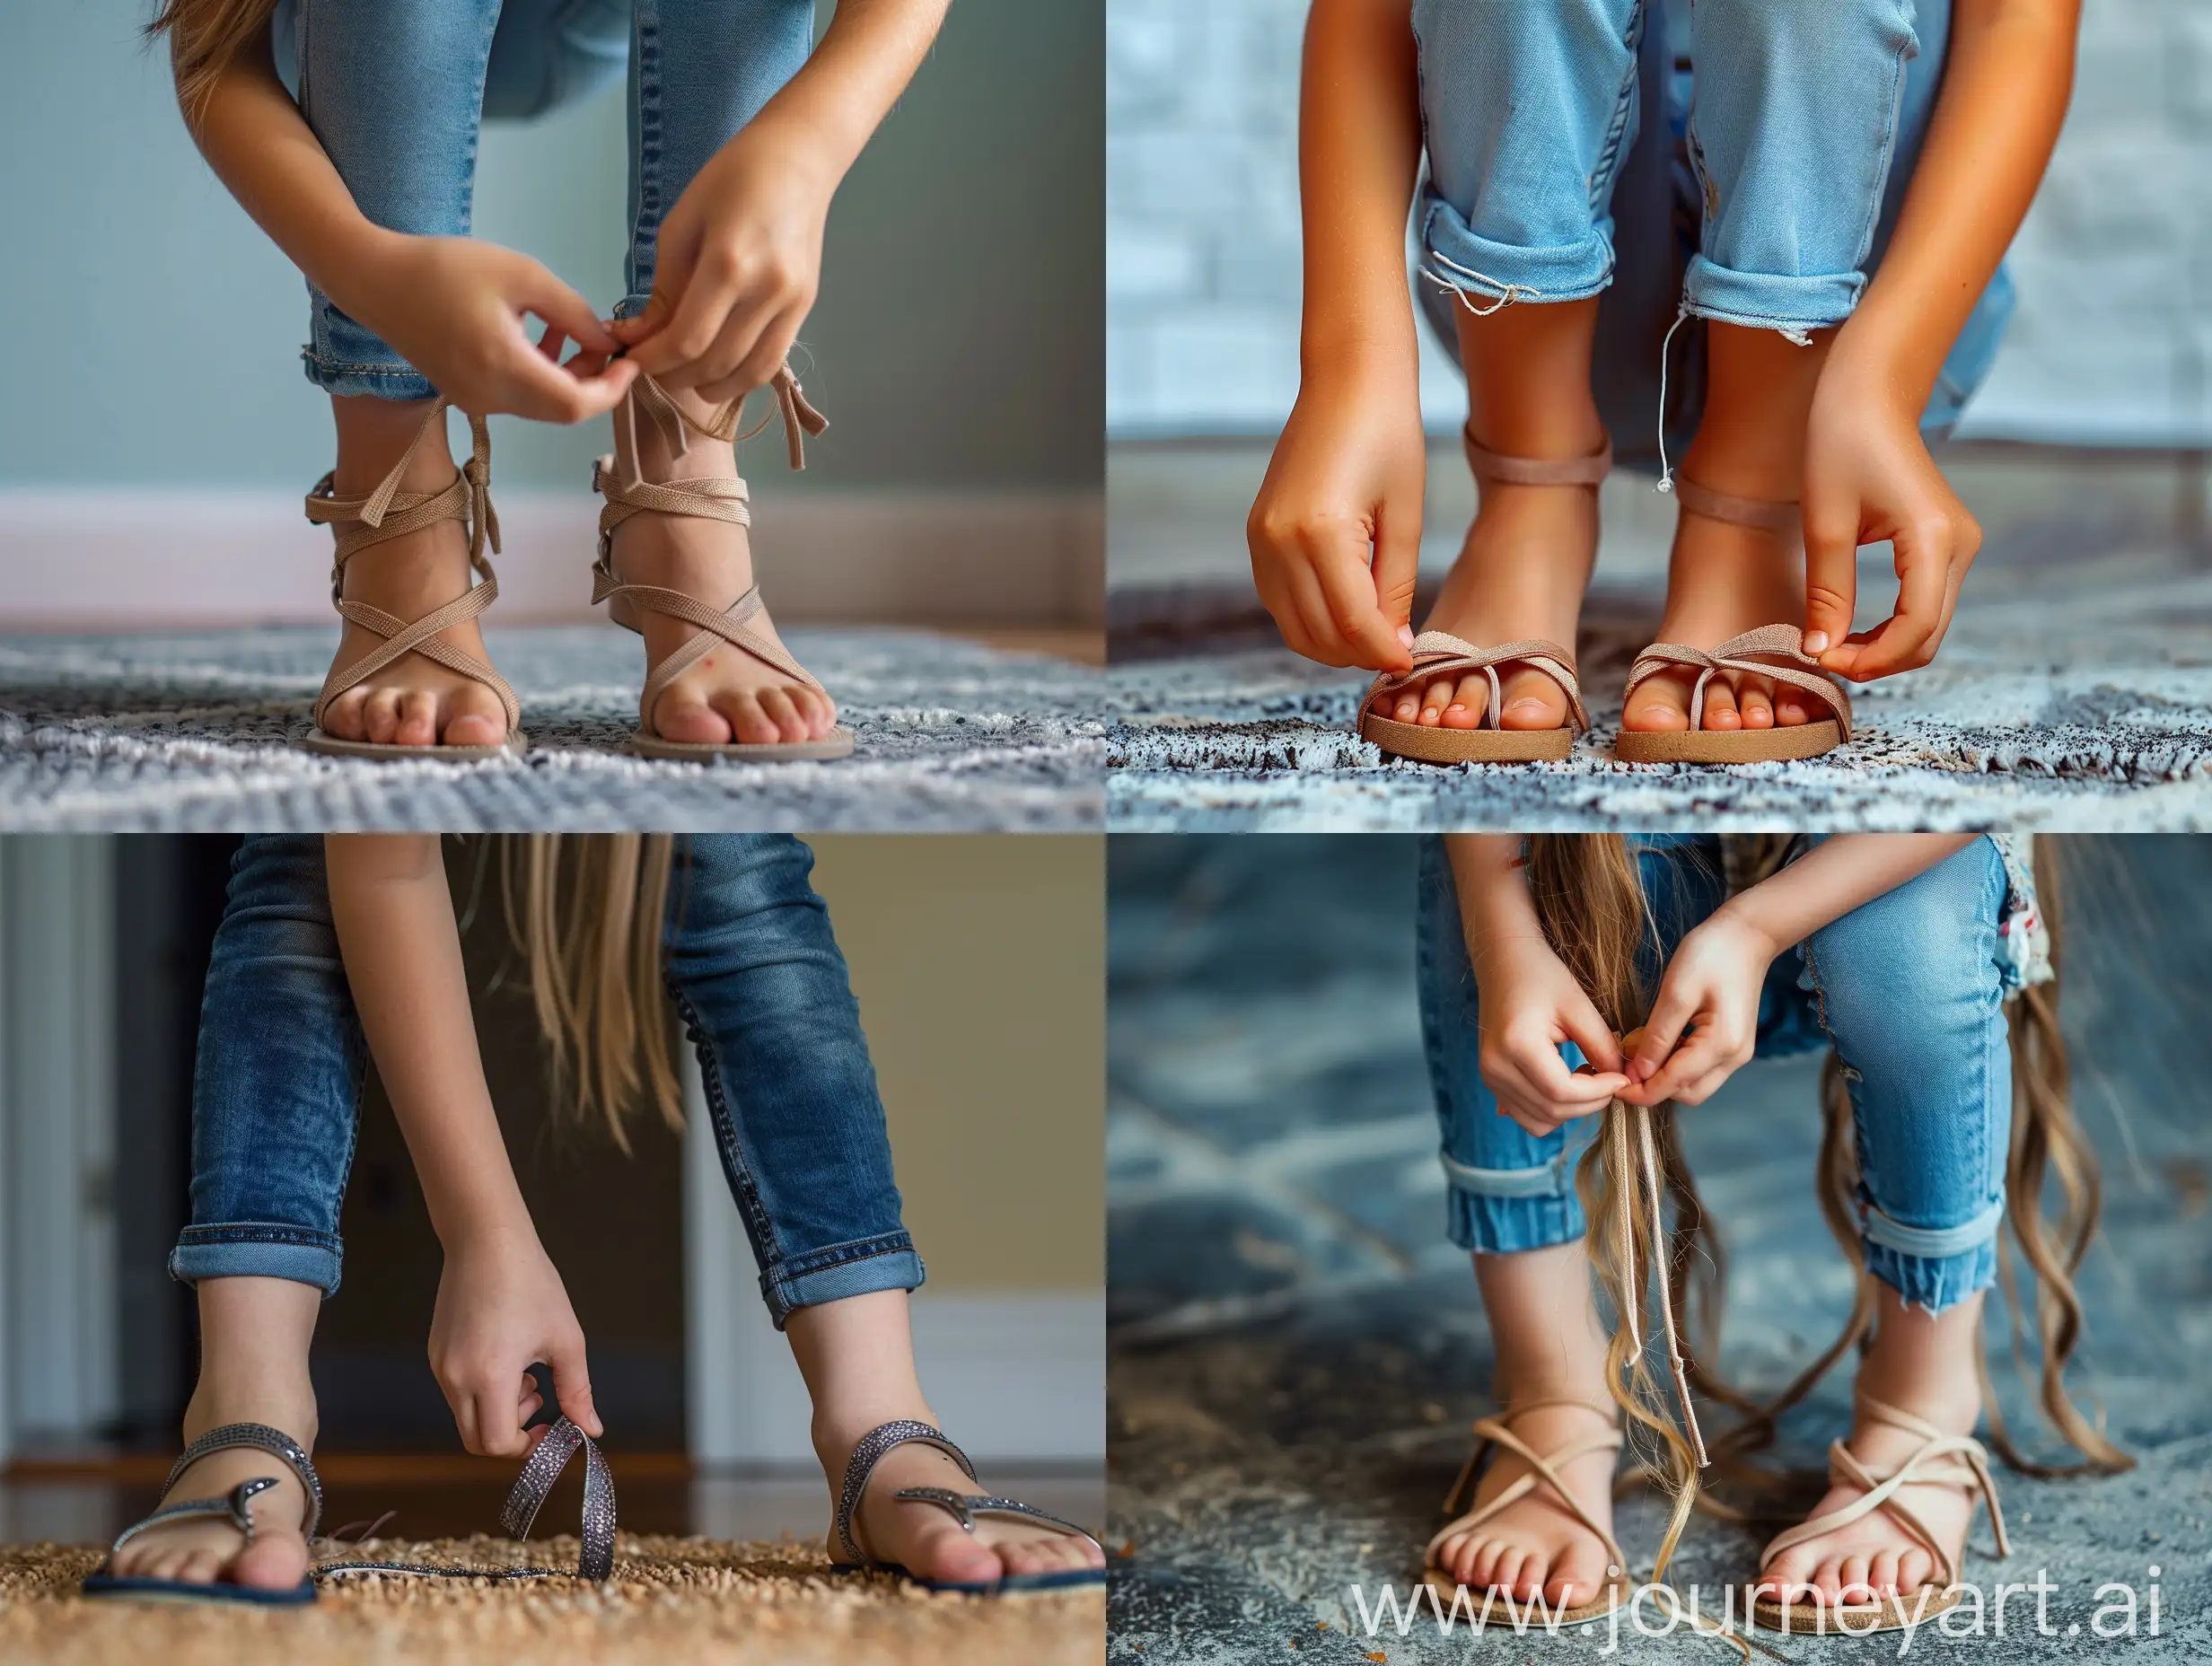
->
<box><xmin>106</xmin><ymin>1397</ymin><xmax>319</xmax><ymax>1592</ymax></box>
<box><xmin>825</xmin><ymin>1418</ymin><xmax>1106</xmax><ymax>1587</ymax></box>
<box><xmin>1619</xmin><ymin>503</ymin><xmax>1817</xmax><ymax>735</ymax></box>
<box><xmin>1429</xmin><ymin>1400</ymin><xmax>1620</xmax><ymax>1611</ymax></box>
<box><xmin>1386</xmin><ymin>472</ymin><xmax>1597</xmax><ymax>732</ymax></box>
<box><xmin>315</xmin><ymin>399</ymin><xmax>510</xmax><ymax>749</ymax></box>
<box><xmin>607</xmin><ymin>387</ymin><xmax>839</xmax><ymax>747</ymax></box>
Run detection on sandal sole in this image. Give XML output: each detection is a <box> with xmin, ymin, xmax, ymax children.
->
<box><xmin>1420</xmin><ymin>1569</ymin><xmax>1628</xmax><ymax>1627</ymax></box>
<box><xmin>1751</xmin><ymin>1582</ymin><xmax>1962</xmax><ymax>1633</ymax></box>
<box><xmin>1360</xmin><ymin>711</ymin><xmax>1573</xmax><ymax>764</ymax></box>
<box><xmin>1613</xmin><ymin>718</ymin><xmax>1841</xmax><ymax>765</ymax></box>
<box><xmin>300</xmin><ymin>730</ymin><xmax>528</xmax><ymax>761</ymax></box>
<box><xmin>81</xmin><ymin>1572</ymin><xmax>317</xmax><ymax>1607</ymax></box>
<box><xmin>628</xmin><ymin>727</ymin><xmax>856</xmax><ymax>762</ymax></box>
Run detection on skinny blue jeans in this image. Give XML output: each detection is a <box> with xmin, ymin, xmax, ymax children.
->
<box><xmin>271</xmin><ymin>0</ymin><xmax>814</xmax><ymax>399</ymax></box>
<box><xmin>1417</xmin><ymin>835</ymin><xmax>2014</xmax><ymax>1313</ymax></box>
<box><xmin>1411</xmin><ymin>0</ymin><xmax>2014</xmax><ymax>460</ymax></box>
<box><xmin>170</xmin><ymin>834</ymin><xmax>922</xmax><ymax>1328</ymax></box>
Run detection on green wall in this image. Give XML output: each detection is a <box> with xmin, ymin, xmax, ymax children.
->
<box><xmin>0</xmin><ymin>1</ymin><xmax>1101</xmax><ymax>492</ymax></box>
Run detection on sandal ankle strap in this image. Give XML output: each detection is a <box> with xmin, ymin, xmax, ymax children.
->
<box><xmin>124</xmin><ymin>1422</ymin><xmax>324</xmax><ymax>1550</ymax></box>
<box><xmin>1464</xmin><ymin>426</ymin><xmax>1613</xmax><ymax>487</ymax></box>
<box><xmin>1670</xmin><ymin>476</ymin><xmax>1800</xmax><ymax>537</ymax></box>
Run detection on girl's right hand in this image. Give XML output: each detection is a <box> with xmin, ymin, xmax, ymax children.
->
<box><xmin>429</xmin><ymin>1223</ymin><xmax>602</xmax><ymax>1458</ymax></box>
<box><xmin>1474</xmin><ymin>933</ymin><xmax>1631</xmax><ymax>1137</ymax></box>
<box><xmin>1246</xmin><ymin>365</ymin><xmax>1426</xmax><ymax>672</ymax></box>
<box><xmin>353</xmin><ymin>236</ymin><xmax>639</xmax><ymax>423</ymax></box>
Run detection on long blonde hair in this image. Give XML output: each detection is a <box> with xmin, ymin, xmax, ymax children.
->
<box><xmin>498</xmin><ymin>835</ymin><xmax>684</xmax><ymax>1152</ymax></box>
<box><xmin>145</xmin><ymin>0</ymin><xmax>281</xmax><ymax>127</ymax></box>
<box><xmin>1522</xmin><ymin>835</ymin><xmax>2132</xmax><ymax>1578</ymax></box>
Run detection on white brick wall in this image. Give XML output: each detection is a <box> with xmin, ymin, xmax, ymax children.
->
<box><xmin>1107</xmin><ymin>0</ymin><xmax>2212</xmax><ymax>445</ymax></box>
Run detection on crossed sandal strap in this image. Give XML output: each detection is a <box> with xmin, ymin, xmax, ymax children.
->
<box><xmin>1425</xmin><ymin>1398</ymin><xmax>1628</xmax><ymax>1574</ymax></box>
<box><xmin>1463</xmin><ymin>427</ymin><xmax>1613</xmax><ymax>489</ymax></box>
<box><xmin>303</xmin><ymin>397</ymin><xmax>522</xmax><ymax>736</ymax></box>
<box><xmin>110</xmin><ymin>1423</ymin><xmax>325</xmax><ymax>1557</ymax></box>
<box><xmin>833</xmin><ymin>1418</ymin><xmax>979</xmax><ymax>1567</ymax></box>
<box><xmin>1367</xmin><ymin>635</ymin><xmax>1590</xmax><ymax>732</ymax></box>
<box><xmin>1625</xmin><ymin>625</ymin><xmax>1852</xmax><ymax>739</ymax></box>
<box><xmin>1758</xmin><ymin>1394</ymin><xmax>2009</xmax><ymax>1591</ymax></box>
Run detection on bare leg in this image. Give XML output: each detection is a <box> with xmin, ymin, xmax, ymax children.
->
<box><xmin>1429</xmin><ymin>1241</ymin><xmax>1620</xmax><ymax>1609</ymax></box>
<box><xmin>608</xmin><ymin>386</ymin><xmax>839</xmax><ymax>747</ymax></box>
<box><xmin>317</xmin><ymin>396</ymin><xmax>510</xmax><ymax>748</ymax></box>
<box><xmin>1621</xmin><ymin>320</ymin><xmax>1835</xmax><ymax>733</ymax></box>
<box><xmin>786</xmin><ymin>1289</ymin><xmax>1105</xmax><ymax>1583</ymax></box>
<box><xmin>1392</xmin><ymin>299</ymin><xmax>1606</xmax><ymax>732</ymax></box>
<box><xmin>104</xmin><ymin>1277</ymin><xmax>321</xmax><ymax>1589</ymax></box>
<box><xmin>1755</xmin><ymin>1286</ymin><xmax>1987</xmax><ymax>1606</ymax></box>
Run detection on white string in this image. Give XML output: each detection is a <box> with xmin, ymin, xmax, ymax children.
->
<box><xmin>1654</xmin><ymin>304</ymin><xmax>1692</xmax><ymax>494</ymax></box>
<box><xmin>1418</xmin><ymin>252</ymin><xmax>1541</xmax><ymax>317</ymax></box>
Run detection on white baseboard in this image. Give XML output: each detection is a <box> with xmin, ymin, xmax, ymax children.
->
<box><xmin>0</xmin><ymin>487</ymin><xmax>1102</xmax><ymax>631</ymax></box>
<box><xmin>682</xmin><ymin>1057</ymin><xmax>1102</xmax><ymax>1469</ymax></box>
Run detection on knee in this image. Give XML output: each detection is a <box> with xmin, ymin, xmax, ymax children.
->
<box><xmin>1804</xmin><ymin>843</ymin><xmax>2004</xmax><ymax>1055</ymax></box>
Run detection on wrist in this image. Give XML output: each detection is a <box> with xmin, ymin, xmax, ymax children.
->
<box><xmin>1710</xmin><ymin>897</ymin><xmax>1785</xmax><ymax>965</ymax></box>
<box><xmin>1826</xmin><ymin>308</ymin><xmax>1935</xmax><ymax>421</ymax></box>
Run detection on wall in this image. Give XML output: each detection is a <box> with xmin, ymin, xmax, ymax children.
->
<box><xmin>0</xmin><ymin>0</ymin><xmax>1102</xmax><ymax>492</ymax></box>
<box><xmin>1107</xmin><ymin>0</ymin><xmax>2212</xmax><ymax>444</ymax></box>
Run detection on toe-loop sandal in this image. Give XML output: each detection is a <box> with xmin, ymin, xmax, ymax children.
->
<box><xmin>1357</xmin><ymin>431</ymin><xmax>1609</xmax><ymax>764</ymax></box>
<box><xmin>592</xmin><ymin>366</ymin><xmax>853</xmax><ymax>762</ymax></box>
<box><xmin>82</xmin><ymin>1421</ymin><xmax>323</xmax><ymax>1606</ymax></box>
<box><xmin>83</xmin><ymin>1415</ymin><xmax>618</xmax><ymax>1603</ymax></box>
<box><xmin>1751</xmin><ymin>1392</ymin><xmax>2009</xmax><ymax>1633</ymax></box>
<box><xmin>301</xmin><ymin>398</ymin><xmax>525</xmax><ymax>759</ymax></box>
<box><xmin>1420</xmin><ymin>1399</ymin><xmax>1630</xmax><ymax>1626</ymax></box>
<box><xmin>1614</xmin><ymin>479</ymin><xmax>1849</xmax><ymax>764</ymax></box>
<box><xmin>829</xmin><ymin>1417</ymin><xmax>1106</xmax><ymax>1594</ymax></box>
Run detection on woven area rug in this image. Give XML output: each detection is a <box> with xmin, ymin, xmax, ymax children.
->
<box><xmin>0</xmin><ymin>628</ymin><xmax>1102</xmax><ymax>831</ymax></box>
<box><xmin>0</xmin><ymin>1537</ymin><xmax>1102</xmax><ymax>1666</ymax></box>
<box><xmin>1109</xmin><ymin>567</ymin><xmax>2212</xmax><ymax>831</ymax></box>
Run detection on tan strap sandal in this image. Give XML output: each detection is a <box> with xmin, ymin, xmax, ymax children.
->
<box><xmin>1420</xmin><ymin>1397</ymin><xmax>1631</xmax><ymax>1625</ymax></box>
<box><xmin>1358</xmin><ymin>431</ymin><xmax>1608</xmax><ymax>764</ymax></box>
<box><xmin>301</xmin><ymin>399</ymin><xmax>524</xmax><ymax>758</ymax></box>
<box><xmin>1751</xmin><ymin>1391</ymin><xmax>2009</xmax><ymax>1633</ymax></box>
<box><xmin>591</xmin><ymin>366</ymin><xmax>853</xmax><ymax>761</ymax></box>
<box><xmin>1614</xmin><ymin>479</ymin><xmax>1850</xmax><ymax>764</ymax></box>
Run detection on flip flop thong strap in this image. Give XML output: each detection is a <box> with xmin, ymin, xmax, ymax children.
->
<box><xmin>1367</xmin><ymin>635</ymin><xmax>1589</xmax><ymax>732</ymax></box>
<box><xmin>110</xmin><ymin>1477</ymin><xmax>293</xmax><ymax>1556</ymax></box>
<box><xmin>1625</xmin><ymin>625</ymin><xmax>1852</xmax><ymax>739</ymax></box>
<box><xmin>110</xmin><ymin>1422</ymin><xmax>325</xmax><ymax>1555</ymax></box>
<box><xmin>1463</xmin><ymin>428</ymin><xmax>1614</xmax><ymax>488</ymax></box>
<box><xmin>891</xmin><ymin>1487</ymin><xmax>1106</xmax><ymax>1556</ymax></box>
<box><xmin>303</xmin><ymin>398</ymin><xmax>521</xmax><ymax>736</ymax></box>
<box><xmin>835</xmin><ymin>1418</ymin><xmax>979</xmax><ymax>1567</ymax></box>
<box><xmin>1757</xmin><ymin>1394</ymin><xmax>2007</xmax><ymax>1591</ymax></box>
<box><xmin>1425</xmin><ymin>1403</ymin><xmax>1628</xmax><ymax>1575</ymax></box>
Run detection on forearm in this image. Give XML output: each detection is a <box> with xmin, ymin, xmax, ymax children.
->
<box><xmin>1835</xmin><ymin>0</ymin><xmax>2077</xmax><ymax>408</ymax></box>
<box><xmin>179</xmin><ymin>31</ymin><xmax>403</xmax><ymax>329</ymax></box>
<box><xmin>1447</xmin><ymin>835</ymin><xmax>1546</xmax><ymax>953</ymax></box>
<box><xmin>1719</xmin><ymin>835</ymin><xmax>1979</xmax><ymax>956</ymax></box>
<box><xmin>750</xmin><ymin>0</ymin><xmax>950</xmax><ymax>186</ymax></box>
<box><xmin>1296</xmin><ymin>0</ymin><xmax>1424</xmax><ymax>378</ymax></box>
<box><xmin>325</xmin><ymin>836</ymin><xmax>532</xmax><ymax>1252</ymax></box>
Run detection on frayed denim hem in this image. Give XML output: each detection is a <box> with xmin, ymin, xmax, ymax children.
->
<box><xmin>1680</xmin><ymin>253</ymin><xmax>1861</xmax><ymax>343</ymax></box>
<box><xmin>1865</xmin><ymin>1240</ymin><xmax>1997</xmax><ymax>1316</ymax></box>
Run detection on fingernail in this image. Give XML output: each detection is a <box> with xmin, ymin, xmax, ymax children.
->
<box><xmin>1803</xmin><ymin>631</ymin><xmax>1830</xmax><ymax>653</ymax></box>
<box><xmin>1397</xmin><ymin>624</ymin><xmax>1416</xmax><ymax>650</ymax></box>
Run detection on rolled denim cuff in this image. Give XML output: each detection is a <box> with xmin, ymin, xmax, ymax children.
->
<box><xmin>1440</xmin><ymin>1149</ymin><xmax>1586</xmax><ymax>1256</ymax></box>
<box><xmin>1680</xmin><ymin>254</ymin><xmax>1862</xmax><ymax>339</ymax></box>
<box><xmin>1861</xmin><ymin>1196</ymin><xmax>2005</xmax><ymax>1315</ymax></box>
<box><xmin>613</xmin><ymin>295</ymin><xmax>653</xmax><ymax>321</ymax></box>
<box><xmin>301</xmin><ymin>291</ymin><xmax>437</xmax><ymax>401</ymax></box>
<box><xmin>1418</xmin><ymin>197</ymin><xmax>1615</xmax><ymax>308</ymax></box>
<box><xmin>170</xmin><ymin>1224</ymin><xmax>343</xmax><ymax>1297</ymax></box>
<box><xmin>760</xmin><ymin>1233</ymin><xmax>925</xmax><ymax>1330</ymax></box>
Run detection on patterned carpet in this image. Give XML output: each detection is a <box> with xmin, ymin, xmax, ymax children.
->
<box><xmin>1108</xmin><ymin>565</ymin><xmax>2212</xmax><ymax>831</ymax></box>
<box><xmin>0</xmin><ymin>628</ymin><xmax>1102</xmax><ymax>831</ymax></box>
<box><xmin>0</xmin><ymin>1537</ymin><xmax>1102</xmax><ymax>1666</ymax></box>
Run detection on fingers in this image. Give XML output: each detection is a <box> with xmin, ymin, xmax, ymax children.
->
<box><xmin>1556</xmin><ymin>995</ymin><xmax>1624</xmax><ymax>1075</ymax></box>
<box><xmin>1311</xmin><ymin>532</ymin><xmax>1415</xmax><ymax>671</ymax></box>
<box><xmin>1830</xmin><ymin>510</ymin><xmax>1978</xmax><ymax>681</ymax></box>
<box><xmin>498</xmin><ymin>334</ymin><xmax>640</xmax><ymax>424</ymax></box>
<box><xmin>451</xmin><ymin>1390</ymin><xmax>482</xmax><ymax>1457</ymax></box>
<box><xmin>1368</xmin><ymin>491</ymin><xmax>1424</xmax><ymax>663</ymax></box>
<box><xmin>513</xmin><ymin>259</ymin><xmax>621</xmax><ymax>355</ymax></box>
<box><xmin>628</xmin><ymin>250</ymin><xmax>745</xmax><ymax>387</ymax></box>
<box><xmin>1801</xmin><ymin>491</ymin><xmax>1861</xmax><ymax>661</ymax></box>
<box><xmin>696</xmin><ymin>301</ymin><xmax>809</xmax><ymax>409</ymax></box>
<box><xmin>547</xmin><ymin>1335</ymin><xmax>603</xmax><ymax>1439</ymax></box>
<box><xmin>1627</xmin><ymin>979</ymin><xmax>1696</xmax><ymax>1084</ymax></box>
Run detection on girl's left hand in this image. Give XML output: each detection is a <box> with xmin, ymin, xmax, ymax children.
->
<box><xmin>1618</xmin><ymin>910</ymin><xmax>1778</xmax><ymax>1108</ymax></box>
<box><xmin>610</xmin><ymin>112</ymin><xmax>833</xmax><ymax>403</ymax></box>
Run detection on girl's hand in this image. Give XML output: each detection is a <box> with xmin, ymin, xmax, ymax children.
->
<box><xmin>1474</xmin><ymin>932</ymin><xmax>1631</xmax><ymax>1137</ymax></box>
<box><xmin>1799</xmin><ymin>348</ymin><xmax>1982</xmax><ymax>683</ymax></box>
<box><xmin>1619</xmin><ymin>910</ymin><xmax>1778</xmax><ymax>1108</ymax></box>
<box><xmin>357</xmin><ymin>237</ymin><xmax>638</xmax><ymax>423</ymax></box>
<box><xmin>1247</xmin><ymin>364</ymin><xmax>1426</xmax><ymax>673</ymax></box>
<box><xmin>429</xmin><ymin>1223</ymin><xmax>601</xmax><ymax>1458</ymax></box>
<box><xmin>611</xmin><ymin>113</ymin><xmax>832</xmax><ymax>403</ymax></box>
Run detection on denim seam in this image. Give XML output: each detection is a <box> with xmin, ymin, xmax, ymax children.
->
<box><xmin>630</xmin><ymin>0</ymin><xmax>663</xmax><ymax>301</ymax></box>
<box><xmin>298</xmin><ymin>350</ymin><xmax>431</xmax><ymax>377</ymax></box>
<box><xmin>770</xmin><ymin>1232</ymin><xmax>918</xmax><ymax>1282</ymax></box>
<box><xmin>670</xmin><ymin>982</ymin><xmax>789</xmax><ymax>1298</ymax></box>
<box><xmin>177</xmin><ymin>1223</ymin><xmax>342</xmax><ymax>1248</ymax></box>
<box><xmin>1587</xmin><ymin>0</ymin><xmax>1647</xmax><ymax>218</ymax></box>
<box><xmin>1846</xmin><ymin>17</ymin><xmax>1919</xmax><ymax>301</ymax></box>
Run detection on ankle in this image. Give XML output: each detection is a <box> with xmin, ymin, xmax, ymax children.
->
<box><xmin>183</xmin><ymin>1375</ymin><xmax>319</xmax><ymax>1451</ymax></box>
<box><xmin>811</xmin><ymin>1397</ymin><xmax>943</xmax><ymax>1480</ymax></box>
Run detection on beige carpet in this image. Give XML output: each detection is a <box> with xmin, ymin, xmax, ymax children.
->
<box><xmin>0</xmin><ymin>1536</ymin><xmax>1103</xmax><ymax>1666</ymax></box>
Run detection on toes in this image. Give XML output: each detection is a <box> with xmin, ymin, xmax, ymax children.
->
<box><xmin>1699</xmin><ymin>678</ymin><xmax>1742</xmax><ymax>732</ymax></box>
<box><xmin>396</xmin><ymin>689</ymin><xmax>438</xmax><ymax>748</ymax></box>
<box><xmin>1438</xmin><ymin>674</ymin><xmax>1490</xmax><ymax>731</ymax></box>
<box><xmin>921</xmin><ymin>1529</ymin><xmax>1004</xmax><ymax>1587</ymax></box>
<box><xmin>1394</xmin><ymin>691</ymin><xmax>1421</xmax><ymax>723</ymax></box>
<box><xmin>175</xmin><ymin>1549</ymin><xmax>224</xmax><ymax>1586</ymax></box>
<box><xmin>233</xmin><ymin>1534</ymin><xmax>310</xmax><ymax>1591</ymax></box>
<box><xmin>364</xmin><ymin>688</ymin><xmax>403</xmax><ymax>745</ymax></box>
<box><xmin>322</xmin><ymin>688</ymin><xmax>371</xmax><ymax>741</ymax></box>
<box><xmin>1736</xmin><ymin>673</ymin><xmax>1775</xmax><ymax>730</ymax></box>
<box><xmin>1869</xmin><ymin>1550</ymin><xmax>1901</xmax><ymax>1598</ymax></box>
<box><xmin>712</xmin><ymin>691</ymin><xmax>783</xmax><ymax>746</ymax></box>
<box><xmin>1417</xmin><ymin>676</ymin><xmax>1455</xmax><ymax>728</ymax></box>
<box><xmin>1776</xmin><ymin>695</ymin><xmax>1811</xmax><ymax>726</ymax></box>
<box><xmin>443</xmin><ymin>686</ymin><xmax>507</xmax><ymax>748</ymax></box>
<box><xmin>653</xmin><ymin>696</ymin><xmax>734</xmax><ymax>745</ymax></box>
<box><xmin>1621</xmin><ymin>673</ymin><xmax>1691</xmax><ymax>733</ymax></box>
<box><xmin>1497</xmin><ymin>671</ymin><xmax>1567</xmax><ymax>732</ymax></box>
<box><xmin>1464</xmin><ymin>1539</ymin><xmax>1501</xmax><ymax>1591</ymax></box>
<box><xmin>1839</xmin><ymin>1554</ymin><xmax>1872</xmax><ymax>1604</ymax></box>
<box><xmin>756</xmin><ymin>688</ymin><xmax>810</xmax><ymax>745</ymax></box>
<box><xmin>1492</xmin><ymin>1548</ymin><xmax>1527</xmax><ymax>1598</ymax></box>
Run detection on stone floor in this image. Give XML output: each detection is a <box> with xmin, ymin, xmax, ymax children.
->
<box><xmin>1105</xmin><ymin>835</ymin><xmax>2212</xmax><ymax>1662</ymax></box>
